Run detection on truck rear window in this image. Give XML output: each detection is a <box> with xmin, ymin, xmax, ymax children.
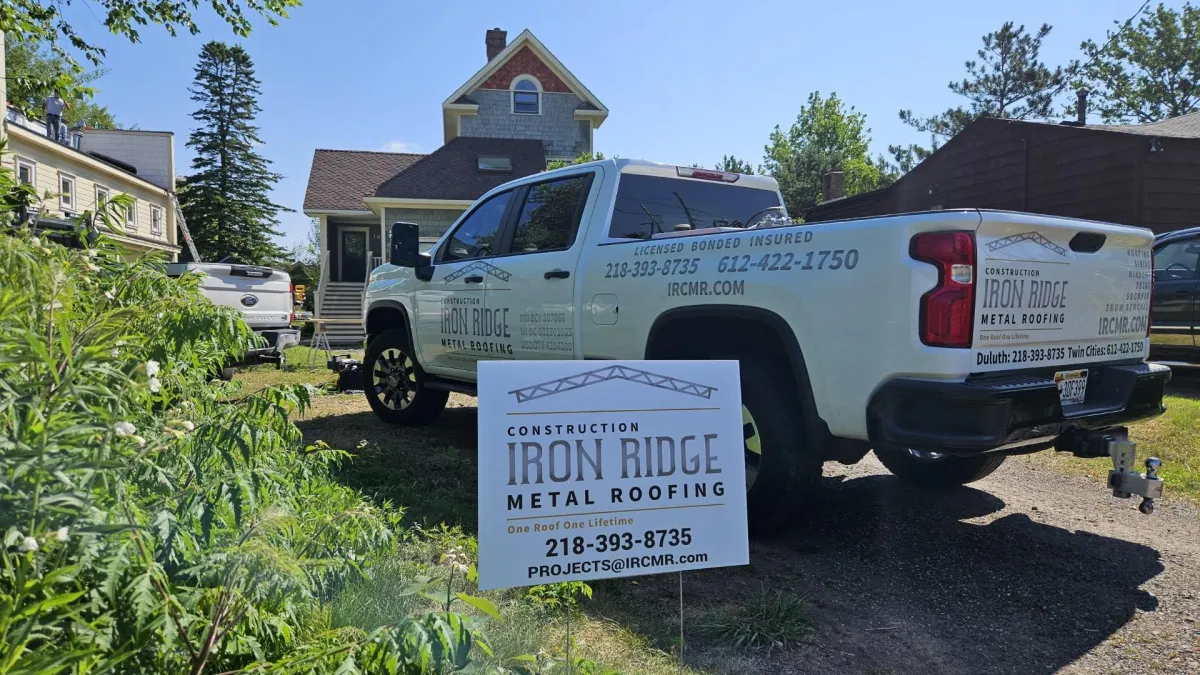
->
<box><xmin>608</xmin><ymin>174</ymin><xmax>781</xmax><ymax>240</ymax></box>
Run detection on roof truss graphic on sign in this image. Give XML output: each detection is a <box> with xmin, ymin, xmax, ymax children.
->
<box><xmin>510</xmin><ymin>365</ymin><xmax>716</xmax><ymax>403</ymax></box>
<box><xmin>986</xmin><ymin>231</ymin><xmax>1067</xmax><ymax>257</ymax></box>
<box><xmin>443</xmin><ymin>260</ymin><xmax>512</xmax><ymax>282</ymax></box>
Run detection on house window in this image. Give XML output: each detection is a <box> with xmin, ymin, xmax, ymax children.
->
<box><xmin>125</xmin><ymin>199</ymin><xmax>138</xmax><ymax>232</ymax></box>
<box><xmin>16</xmin><ymin>158</ymin><xmax>35</xmax><ymax>187</ymax></box>
<box><xmin>478</xmin><ymin>156</ymin><xmax>512</xmax><ymax>172</ymax></box>
<box><xmin>150</xmin><ymin>204</ymin><xmax>164</xmax><ymax>236</ymax></box>
<box><xmin>59</xmin><ymin>173</ymin><xmax>76</xmax><ymax>210</ymax></box>
<box><xmin>95</xmin><ymin>186</ymin><xmax>110</xmax><ymax>211</ymax></box>
<box><xmin>512</xmin><ymin>76</ymin><xmax>541</xmax><ymax>115</ymax></box>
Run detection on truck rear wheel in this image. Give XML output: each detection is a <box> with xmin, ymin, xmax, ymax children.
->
<box><xmin>364</xmin><ymin>329</ymin><xmax>448</xmax><ymax>425</ymax></box>
<box><xmin>737</xmin><ymin>357</ymin><xmax>822</xmax><ymax>534</ymax></box>
<box><xmin>874</xmin><ymin>447</ymin><xmax>1005</xmax><ymax>488</ymax></box>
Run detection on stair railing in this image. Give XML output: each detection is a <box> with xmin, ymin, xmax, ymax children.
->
<box><xmin>315</xmin><ymin>249</ymin><xmax>330</xmax><ymax>320</ymax></box>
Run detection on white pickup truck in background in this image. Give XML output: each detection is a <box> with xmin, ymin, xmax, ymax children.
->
<box><xmin>167</xmin><ymin>261</ymin><xmax>301</xmax><ymax>378</ymax></box>
<box><xmin>359</xmin><ymin>158</ymin><xmax>1169</xmax><ymax>530</ymax></box>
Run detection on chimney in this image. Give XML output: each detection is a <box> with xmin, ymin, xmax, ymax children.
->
<box><xmin>486</xmin><ymin>28</ymin><xmax>507</xmax><ymax>62</ymax></box>
<box><xmin>821</xmin><ymin>171</ymin><xmax>845</xmax><ymax>202</ymax></box>
<box><xmin>1076</xmin><ymin>88</ymin><xmax>1089</xmax><ymax>125</ymax></box>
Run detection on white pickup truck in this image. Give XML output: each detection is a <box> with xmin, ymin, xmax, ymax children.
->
<box><xmin>361</xmin><ymin>158</ymin><xmax>1169</xmax><ymax>528</ymax></box>
<box><xmin>167</xmin><ymin>261</ymin><xmax>301</xmax><ymax>377</ymax></box>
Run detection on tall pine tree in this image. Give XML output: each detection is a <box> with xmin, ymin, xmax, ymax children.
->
<box><xmin>893</xmin><ymin>23</ymin><xmax>1071</xmax><ymax>167</ymax></box>
<box><xmin>180</xmin><ymin>42</ymin><xmax>288</xmax><ymax>264</ymax></box>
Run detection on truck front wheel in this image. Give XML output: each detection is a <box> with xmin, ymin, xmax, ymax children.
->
<box><xmin>363</xmin><ymin>329</ymin><xmax>449</xmax><ymax>425</ymax></box>
<box><xmin>874</xmin><ymin>447</ymin><xmax>1005</xmax><ymax>488</ymax></box>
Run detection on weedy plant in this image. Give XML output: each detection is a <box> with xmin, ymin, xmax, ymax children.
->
<box><xmin>697</xmin><ymin>586</ymin><xmax>812</xmax><ymax>653</ymax></box>
<box><xmin>0</xmin><ymin>153</ymin><xmax>492</xmax><ymax>673</ymax></box>
<box><xmin>523</xmin><ymin>582</ymin><xmax>594</xmax><ymax>611</ymax></box>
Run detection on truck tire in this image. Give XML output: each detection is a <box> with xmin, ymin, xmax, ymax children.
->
<box><xmin>363</xmin><ymin>329</ymin><xmax>449</xmax><ymax>425</ymax></box>
<box><xmin>216</xmin><ymin>365</ymin><xmax>235</xmax><ymax>382</ymax></box>
<box><xmin>736</xmin><ymin>357</ymin><xmax>823</xmax><ymax>534</ymax></box>
<box><xmin>874</xmin><ymin>447</ymin><xmax>1005</xmax><ymax>488</ymax></box>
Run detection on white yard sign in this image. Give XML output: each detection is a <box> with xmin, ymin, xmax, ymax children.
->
<box><xmin>476</xmin><ymin>360</ymin><xmax>749</xmax><ymax>591</ymax></box>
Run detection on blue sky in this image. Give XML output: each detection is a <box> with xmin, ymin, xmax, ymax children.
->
<box><xmin>75</xmin><ymin>0</ymin><xmax>1172</xmax><ymax>249</ymax></box>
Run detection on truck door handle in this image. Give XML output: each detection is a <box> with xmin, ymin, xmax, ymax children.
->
<box><xmin>544</xmin><ymin>269</ymin><xmax>570</xmax><ymax>280</ymax></box>
<box><xmin>1175</xmin><ymin>290</ymin><xmax>1191</xmax><ymax>298</ymax></box>
<box><xmin>464</xmin><ymin>275</ymin><xmax>484</xmax><ymax>284</ymax></box>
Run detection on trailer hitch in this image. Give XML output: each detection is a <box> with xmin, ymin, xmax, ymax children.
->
<box><xmin>1106</xmin><ymin>437</ymin><xmax>1163</xmax><ymax>514</ymax></box>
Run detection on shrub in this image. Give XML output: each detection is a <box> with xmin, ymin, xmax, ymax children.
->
<box><xmin>0</xmin><ymin>163</ymin><xmax>489</xmax><ymax>671</ymax></box>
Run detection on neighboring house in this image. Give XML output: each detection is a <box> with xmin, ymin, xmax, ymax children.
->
<box><xmin>303</xmin><ymin>28</ymin><xmax>608</xmax><ymax>342</ymax></box>
<box><xmin>805</xmin><ymin>109</ymin><xmax>1200</xmax><ymax>235</ymax></box>
<box><xmin>3</xmin><ymin>107</ymin><xmax>181</xmax><ymax>260</ymax></box>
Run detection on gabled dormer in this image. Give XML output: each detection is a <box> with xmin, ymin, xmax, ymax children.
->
<box><xmin>442</xmin><ymin>29</ymin><xmax>608</xmax><ymax>163</ymax></box>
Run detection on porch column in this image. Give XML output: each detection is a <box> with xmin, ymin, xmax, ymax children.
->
<box><xmin>379</xmin><ymin>208</ymin><xmax>386</xmax><ymax>264</ymax></box>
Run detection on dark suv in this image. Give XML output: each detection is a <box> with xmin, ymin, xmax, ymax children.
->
<box><xmin>1151</xmin><ymin>226</ymin><xmax>1200</xmax><ymax>364</ymax></box>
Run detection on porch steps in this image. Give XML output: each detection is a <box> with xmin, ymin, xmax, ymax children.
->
<box><xmin>317</xmin><ymin>282</ymin><xmax>365</xmax><ymax>346</ymax></box>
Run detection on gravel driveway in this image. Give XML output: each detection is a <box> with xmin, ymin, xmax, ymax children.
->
<box><xmin>596</xmin><ymin>453</ymin><xmax>1200</xmax><ymax>675</ymax></box>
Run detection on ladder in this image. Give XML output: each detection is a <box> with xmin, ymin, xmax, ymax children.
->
<box><xmin>171</xmin><ymin>195</ymin><xmax>202</xmax><ymax>262</ymax></box>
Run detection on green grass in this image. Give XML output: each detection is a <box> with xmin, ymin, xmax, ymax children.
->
<box><xmin>697</xmin><ymin>587</ymin><xmax>813</xmax><ymax>653</ymax></box>
<box><xmin>1026</xmin><ymin>394</ymin><xmax>1200</xmax><ymax>502</ymax></box>
<box><xmin>233</xmin><ymin>345</ymin><xmax>362</xmax><ymax>394</ymax></box>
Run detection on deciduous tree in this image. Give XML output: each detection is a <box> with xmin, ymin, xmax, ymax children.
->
<box><xmin>0</xmin><ymin>0</ymin><xmax>298</xmax><ymax>114</ymax></box>
<box><xmin>1075</xmin><ymin>2</ymin><xmax>1200</xmax><ymax>122</ymax></box>
<box><xmin>763</xmin><ymin>91</ymin><xmax>895</xmax><ymax>215</ymax></box>
<box><xmin>5</xmin><ymin>36</ymin><xmax>117</xmax><ymax>128</ymax></box>
<box><xmin>715</xmin><ymin>155</ymin><xmax>756</xmax><ymax>174</ymax></box>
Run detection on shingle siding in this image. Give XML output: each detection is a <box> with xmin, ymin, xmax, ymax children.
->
<box><xmin>384</xmin><ymin>207</ymin><xmax>465</xmax><ymax>242</ymax></box>
<box><xmin>460</xmin><ymin>90</ymin><xmax>588</xmax><ymax>159</ymax></box>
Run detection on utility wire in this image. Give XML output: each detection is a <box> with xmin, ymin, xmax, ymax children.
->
<box><xmin>1046</xmin><ymin>0</ymin><xmax>1153</xmax><ymax>107</ymax></box>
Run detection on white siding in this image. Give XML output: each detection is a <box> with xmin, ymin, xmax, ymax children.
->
<box><xmin>8</xmin><ymin>127</ymin><xmax>176</xmax><ymax>252</ymax></box>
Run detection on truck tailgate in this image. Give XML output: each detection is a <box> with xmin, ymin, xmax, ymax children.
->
<box><xmin>195</xmin><ymin>265</ymin><xmax>292</xmax><ymax>330</ymax></box>
<box><xmin>973</xmin><ymin>214</ymin><xmax>1152</xmax><ymax>373</ymax></box>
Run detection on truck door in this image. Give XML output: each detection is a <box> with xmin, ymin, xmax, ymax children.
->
<box><xmin>485</xmin><ymin>172</ymin><xmax>596</xmax><ymax>361</ymax></box>
<box><xmin>1150</xmin><ymin>235</ymin><xmax>1200</xmax><ymax>358</ymax></box>
<box><xmin>415</xmin><ymin>189</ymin><xmax>515</xmax><ymax>377</ymax></box>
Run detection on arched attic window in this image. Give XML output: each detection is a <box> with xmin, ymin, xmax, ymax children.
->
<box><xmin>511</xmin><ymin>75</ymin><xmax>541</xmax><ymax>115</ymax></box>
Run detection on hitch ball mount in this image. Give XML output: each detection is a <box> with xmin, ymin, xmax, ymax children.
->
<box><xmin>1106</xmin><ymin>437</ymin><xmax>1163</xmax><ymax>515</ymax></box>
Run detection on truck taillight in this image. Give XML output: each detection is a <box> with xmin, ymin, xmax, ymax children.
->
<box><xmin>911</xmin><ymin>231</ymin><xmax>976</xmax><ymax>348</ymax></box>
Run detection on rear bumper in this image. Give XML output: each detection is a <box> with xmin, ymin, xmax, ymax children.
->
<box><xmin>868</xmin><ymin>361</ymin><xmax>1171</xmax><ymax>454</ymax></box>
<box><xmin>244</xmin><ymin>328</ymin><xmax>300</xmax><ymax>360</ymax></box>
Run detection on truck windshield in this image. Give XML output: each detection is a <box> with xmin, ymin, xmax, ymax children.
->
<box><xmin>608</xmin><ymin>174</ymin><xmax>782</xmax><ymax>240</ymax></box>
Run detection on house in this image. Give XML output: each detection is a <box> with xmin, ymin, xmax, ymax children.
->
<box><xmin>2</xmin><ymin>107</ymin><xmax>182</xmax><ymax>260</ymax></box>
<box><xmin>302</xmin><ymin>28</ymin><xmax>608</xmax><ymax>342</ymax></box>
<box><xmin>804</xmin><ymin>107</ymin><xmax>1200</xmax><ymax>235</ymax></box>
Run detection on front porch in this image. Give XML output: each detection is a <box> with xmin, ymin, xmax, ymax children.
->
<box><xmin>311</xmin><ymin>204</ymin><xmax>469</xmax><ymax>345</ymax></box>
<box><xmin>314</xmin><ymin>215</ymin><xmax>384</xmax><ymax>344</ymax></box>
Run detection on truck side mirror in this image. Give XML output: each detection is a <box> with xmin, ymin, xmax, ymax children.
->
<box><xmin>390</xmin><ymin>222</ymin><xmax>425</xmax><ymax>267</ymax></box>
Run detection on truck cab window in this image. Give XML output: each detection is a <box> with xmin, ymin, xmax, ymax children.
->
<box><xmin>1153</xmin><ymin>239</ymin><xmax>1200</xmax><ymax>280</ymax></box>
<box><xmin>508</xmin><ymin>175</ymin><xmax>590</xmax><ymax>253</ymax></box>
<box><xmin>608</xmin><ymin>173</ymin><xmax>782</xmax><ymax>240</ymax></box>
<box><xmin>440</xmin><ymin>191</ymin><xmax>512</xmax><ymax>262</ymax></box>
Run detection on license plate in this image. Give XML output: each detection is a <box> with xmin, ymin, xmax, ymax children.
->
<box><xmin>1055</xmin><ymin>369</ymin><xmax>1088</xmax><ymax>406</ymax></box>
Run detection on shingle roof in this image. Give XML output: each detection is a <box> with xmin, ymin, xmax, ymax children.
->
<box><xmin>1087</xmin><ymin>111</ymin><xmax>1200</xmax><ymax>138</ymax></box>
<box><xmin>303</xmin><ymin>149</ymin><xmax>424</xmax><ymax>211</ymax></box>
<box><xmin>373</xmin><ymin>136</ymin><xmax>545</xmax><ymax>201</ymax></box>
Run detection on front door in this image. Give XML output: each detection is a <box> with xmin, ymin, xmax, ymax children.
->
<box><xmin>415</xmin><ymin>189</ymin><xmax>514</xmax><ymax>377</ymax></box>
<box><xmin>340</xmin><ymin>228</ymin><xmax>368</xmax><ymax>282</ymax></box>
<box><xmin>1151</xmin><ymin>235</ymin><xmax>1200</xmax><ymax>356</ymax></box>
<box><xmin>486</xmin><ymin>172</ymin><xmax>595</xmax><ymax>361</ymax></box>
